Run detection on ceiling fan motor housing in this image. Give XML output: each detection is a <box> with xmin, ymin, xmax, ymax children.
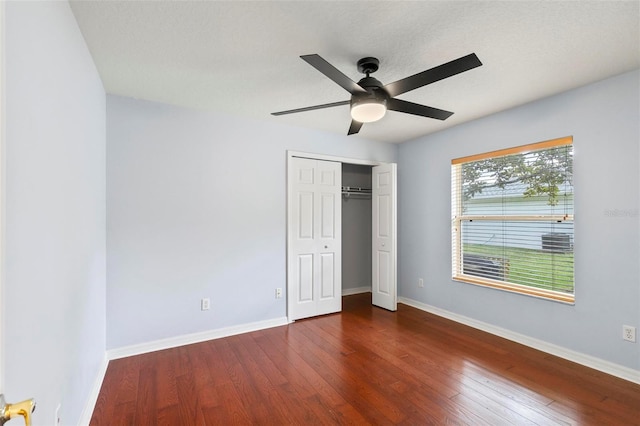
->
<box><xmin>351</xmin><ymin>76</ymin><xmax>389</xmax><ymax>108</ymax></box>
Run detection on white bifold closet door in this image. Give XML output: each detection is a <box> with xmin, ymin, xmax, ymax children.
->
<box><xmin>289</xmin><ymin>158</ymin><xmax>342</xmax><ymax>321</ymax></box>
<box><xmin>372</xmin><ymin>163</ymin><xmax>397</xmax><ymax>311</ymax></box>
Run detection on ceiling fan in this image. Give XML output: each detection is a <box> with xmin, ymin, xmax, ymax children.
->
<box><xmin>272</xmin><ymin>53</ymin><xmax>482</xmax><ymax>135</ymax></box>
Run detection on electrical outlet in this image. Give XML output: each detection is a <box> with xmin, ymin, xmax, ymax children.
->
<box><xmin>622</xmin><ymin>325</ymin><xmax>636</xmax><ymax>342</ymax></box>
<box><xmin>201</xmin><ymin>298</ymin><xmax>210</xmax><ymax>311</ymax></box>
<box><xmin>275</xmin><ymin>288</ymin><xmax>283</xmax><ymax>299</ymax></box>
<box><xmin>418</xmin><ymin>278</ymin><xmax>424</xmax><ymax>288</ymax></box>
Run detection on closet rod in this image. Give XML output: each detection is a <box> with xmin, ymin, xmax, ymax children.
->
<box><xmin>341</xmin><ymin>186</ymin><xmax>371</xmax><ymax>193</ymax></box>
<box><xmin>342</xmin><ymin>186</ymin><xmax>372</xmax><ymax>198</ymax></box>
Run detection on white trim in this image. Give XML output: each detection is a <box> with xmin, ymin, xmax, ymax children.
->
<box><xmin>78</xmin><ymin>354</ymin><xmax>109</xmax><ymax>426</ymax></box>
<box><xmin>398</xmin><ymin>296</ymin><xmax>640</xmax><ymax>385</ymax></box>
<box><xmin>342</xmin><ymin>286</ymin><xmax>371</xmax><ymax>296</ymax></box>
<box><xmin>287</xmin><ymin>150</ymin><xmax>383</xmax><ymax>166</ymax></box>
<box><xmin>107</xmin><ymin>317</ymin><xmax>289</xmax><ymax>360</ymax></box>
<box><xmin>0</xmin><ymin>0</ymin><xmax>6</xmax><ymax>392</ymax></box>
<box><xmin>286</xmin><ymin>154</ymin><xmax>294</xmax><ymax>322</ymax></box>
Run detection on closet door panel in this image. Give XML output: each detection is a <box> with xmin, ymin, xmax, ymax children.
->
<box><xmin>372</xmin><ymin>163</ymin><xmax>397</xmax><ymax>311</ymax></box>
<box><xmin>298</xmin><ymin>254</ymin><xmax>314</xmax><ymax>303</ymax></box>
<box><xmin>289</xmin><ymin>157</ymin><xmax>341</xmax><ymax>320</ymax></box>
<box><xmin>320</xmin><ymin>253</ymin><xmax>335</xmax><ymax>299</ymax></box>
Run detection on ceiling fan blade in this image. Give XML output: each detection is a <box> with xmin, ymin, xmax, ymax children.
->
<box><xmin>348</xmin><ymin>120</ymin><xmax>363</xmax><ymax>135</ymax></box>
<box><xmin>271</xmin><ymin>100</ymin><xmax>350</xmax><ymax>116</ymax></box>
<box><xmin>384</xmin><ymin>53</ymin><xmax>482</xmax><ymax>97</ymax></box>
<box><xmin>301</xmin><ymin>54</ymin><xmax>367</xmax><ymax>95</ymax></box>
<box><xmin>387</xmin><ymin>98</ymin><xmax>454</xmax><ymax>120</ymax></box>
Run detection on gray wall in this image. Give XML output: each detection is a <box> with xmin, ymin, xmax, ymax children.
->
<box><xmin>342</xmin><ymin>164</ymin><xmax>372</xmax><ymax>291</ymax></box>
<box><xmin>4</xmin><ymin>2</ymin><xmax>106</xmax><ymax>425</ymax></box>
<box><xmin>106</xmin><ymin>96</ymin><xmax>397</xmax><ymax>349</ymax></box>
<box><xmin>398</xmin><ymin>70</ymin><xmax>640</xmax><ymax>370</ymax></box>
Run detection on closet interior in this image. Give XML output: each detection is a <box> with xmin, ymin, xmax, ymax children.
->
<box><xmin>341</xmin><ymin>163</ymin><xmax>373</xmax><ymax>294</ymax></box>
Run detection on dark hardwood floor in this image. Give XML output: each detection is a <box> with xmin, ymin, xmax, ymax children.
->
<box><xmin>91</xmin><ymin>293</ymin><xmax>640</xmax><ymax>425</ymax></box>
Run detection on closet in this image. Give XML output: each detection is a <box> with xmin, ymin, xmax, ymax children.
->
<box><xmin>287</xmin><ymin>152</ymin><xmax>397</xmax><ymax>321</ymax></box>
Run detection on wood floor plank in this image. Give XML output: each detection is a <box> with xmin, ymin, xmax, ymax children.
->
<box><xmin>454</xmin><ymin>383</ymin><xmax>539</xmax><ymax>425</ymax></box>
<box><xmin>156</xmin><ymin>404</ymin><xmax>182</xmax><ymax>426</ymax></box>
<box><xmin>182</xmin><ymin>343</ymin><xmax>218</xmax><ymax>408</ymax></box>
<box><xmin>284</xmin><ymin>323</ymin><xmax>402</xmax><ymax>425</ymax></box>
<box><xmin>302</xmin><ymin>319</ymin><xmax>453</xmax><ymax>423</ymax></box>
<box><xmin>252</xmin><ymin>331</ymin><xmax>318</xmax><ymax>400</ymax></box>
<box><xmin>308</xmin><ymin>313</ymin><xmax>502</xmax><ymax>425</ymax></box>
<box><xmin>255</xmin><ymin>329</ymin><xmax>371</xmax><ymax>424</ymax></box>
<box><xmin>210</xmin><ymin>337</ymin><xmax>274</xmax><ymax>424</ymax></box>
<box><xmin>453</xmin><ymin>363</ymin><xmax>576</xmax><ymax>425</ymax></box>
<box><xmin>201</xmin><ymin>382</ymin><xmax>253</xmax><ymax>425</ymax></box>
<box><xmin>90</xmin><ymin>356</ymin><xmax>143</xmax><ymax>425</ymax></box>
<box><xmin>108</xmin><ymin>400</ymin><xmax>137</xmax><ymax>426</ymax></box>
<box><xmin>320</xmin><ymin>312</ymin><xmax>463</xmax><ymax>398</ymax></box>
<box><xmin>133</xmin><ymin>365</ymin><xmax>158</xmax><ymax>425</ymax></box>
<box><xmin>154</xmin><ymin>349</ymin><xmax>180</xmax><ymax>410</ymax></box>
<box><xmin>230</xmin><ymin>333</ymin><xmax>312</xmax><ymax>424</ymax></box>
<box><xmin>238</xmin><ymin>332</ymin><xmax>288</xmax><ymax>386</ymax></box>
<box><xmin>90</xmin><ymin>294</ymin><xmax>640</xmax><ymax>425</ymax></box>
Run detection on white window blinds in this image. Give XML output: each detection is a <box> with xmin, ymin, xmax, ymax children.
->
<box><xmin>451</xmin><ymin>137</ymin><xmax>574</xmax><ymax>303</ymax></box>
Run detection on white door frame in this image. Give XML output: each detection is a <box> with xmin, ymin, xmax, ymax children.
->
<box><xmin>286</xmin><ymin>151</ymin><xmax>396</xmax><ymax>321</ymax></box>
<box><xmin>0</xmin><ymin>0</ymin><xmax>7</xmax><ymax>391</ymax></box>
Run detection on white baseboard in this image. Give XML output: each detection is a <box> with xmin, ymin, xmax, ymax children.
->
<box><xmin>78</xmin><ymin>353</ymin><xmax>109</xmax><ymax>426</ymax></box>
<box><xmin>107</xmin><ymin>316</ymin><xmax>289</xmax><ymax>360</ymax></box>
<box><xmin>342</xmin><ymin>286</ymin><xmax>371</xmax><ymax>296</ymax></box>
<box><xmin>398</xmin><ymin>296</ymin><xmax>640</xmax><ymax>385</ymax></box>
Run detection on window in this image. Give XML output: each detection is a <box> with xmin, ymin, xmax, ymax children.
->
<box><xmin>451</xmin><ymin>136</ymin><xmax>574</xmax><ymax>303</ymax></box>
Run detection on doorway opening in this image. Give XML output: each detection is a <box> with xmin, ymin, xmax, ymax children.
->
<box><xmin>286</xmin><ymin>151</ymin><xmax>397</xmax><ymax>322</ymax></box>
<box><xmin>341</xmin><ymin>164</ymin><xmax>373</xmax><ymax>297</ymax></box>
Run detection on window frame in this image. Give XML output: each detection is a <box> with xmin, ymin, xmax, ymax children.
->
<box><xmin>451</xmin><ymin>136</ymin><xmax>574</xmax><ymax>304</ymax></box>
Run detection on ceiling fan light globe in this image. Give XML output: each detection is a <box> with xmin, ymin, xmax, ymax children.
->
<box><xmin>350</xmin><ymin>101</ymin><xmax>386</xmax><ymax>123</ymax></box>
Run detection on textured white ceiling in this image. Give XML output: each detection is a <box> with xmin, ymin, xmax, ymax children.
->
<box><xmin>69</xmin><ymin>1</ymin><xmax>640</xmax><ymax>144</ymax></box>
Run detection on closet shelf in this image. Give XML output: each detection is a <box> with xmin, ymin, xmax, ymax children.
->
<box><xmin>342</xmin><ymin>186</ymin><xmax>372</xmax><ymax>198</ymax></box>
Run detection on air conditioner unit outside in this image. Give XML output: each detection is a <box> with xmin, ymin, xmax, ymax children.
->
<box><xmin>541</xmin><ymin>233</ymin><xmax>572</xmax><ymax>253</ymax></box>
